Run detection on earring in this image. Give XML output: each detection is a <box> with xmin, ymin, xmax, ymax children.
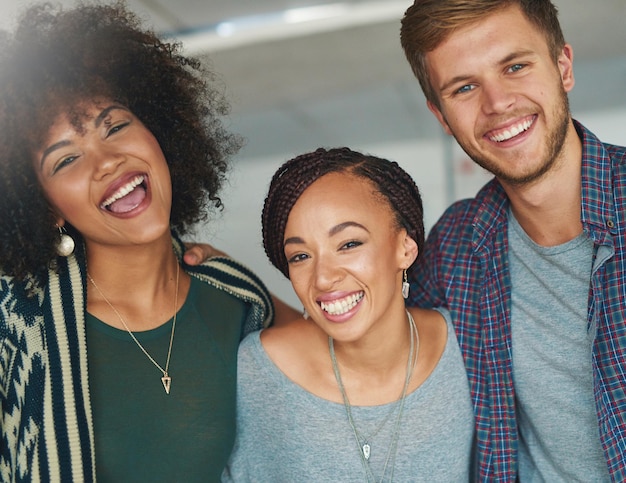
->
<box><xmin>55</xmin><ymin>225</ymin><xmax>75</xmax><ymax>257</ymax></box>
<box><xmin>402</xmin><ymin>269</ymin><xmax>410</xmax><ymax>299</ymax></box>
<box><xmin>303</xmin><ymin>308</ymin><xmax>309</xmax><ymax>319</ymax></box>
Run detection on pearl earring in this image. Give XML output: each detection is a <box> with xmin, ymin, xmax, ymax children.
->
<box><xmin>55</xmin><ymin>225</ymin><xmax>75</xmax><ymax>257</ymax></box>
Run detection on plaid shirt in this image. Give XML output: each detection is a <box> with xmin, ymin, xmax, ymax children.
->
<box><xmin>408</xmin><ymin>121</ymin><xmax>626</xmax><ymax>482</ymax></box>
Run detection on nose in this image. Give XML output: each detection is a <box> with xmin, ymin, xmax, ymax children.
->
<box><xmin>91</xmin><ymin>145</ymin><xmax>125</xmax><ymax>180</ymax></box>
<box><xmin>481</xmin><ymin>80</ymin><xmax>515</xmax><ymax>115</ymax></box>
<box><xmin>313</xmin><ymin>254</ymin><xmax>343</xmax><ymax>291</ymax></box>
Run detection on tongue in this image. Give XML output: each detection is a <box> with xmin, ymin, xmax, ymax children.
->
<box><xmin>108</xmin><ymin>185</ymin><xmax>147</xmax><ymax>214</ymax></box>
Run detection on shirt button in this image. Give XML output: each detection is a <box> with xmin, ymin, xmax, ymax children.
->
<box><xmin>606</xmin><ymin>219</ymin><xmax>615</xmax><ymax>229</ymax></box>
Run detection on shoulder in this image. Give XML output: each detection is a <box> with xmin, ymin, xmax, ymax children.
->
<box><xmin>606</xmin><ymin>142</ymin><xmax>626</xmax><ymax>165</ymax></box>
<box><xmin>259</xmin><ymin>319</ymin><xmax>330</xmax><ymax>387</ymax></box>
<box><xmin>409</xmin><ymin>307</ymin><xmax>448</xmax><ymax>346</ymax></box>
<box><xmin>261</xmin><ymin>318</ymin><xmax>325</xmax><ymax>361</ymax></box>
<box><xmin>440</xmin><ymin>178</ymin><xmax>501</xmax><ymax>217</ymax></box>
<box><xmin>187</xmin><ymin>276</ymin><xmax>251</xmax><ymax>337</ymax></box>
<box><xmin>189</xmin><ymin>274</ymin><xmax>246</xmax><ymax>307</ymax></box>
<box><xmin>428</xmin><ymin>179</ymin><xmax>502</xmax><ymax>238</ymax></box>
<box><xmin>188</xmin><ymin>256</ymin><xmax>268</xmax><ymax>298</ymax></box>
<box><xmin>236</xmin><ymin>330</ymin><xmax>264</xmax><ymax>368</ymax></box>
<box><xmin>236</xmin><ymin>323</ymin><xmax>327</xmax><ymax>398</ymax></box>
<box><xmin>408</xmin><ymin>307</ymin><xmax>450</xmax><ymax>390</ymax></box>
<box><xmin>186</xmin><ymin>256</ymin><xmax>275</xmax><ymax>331</ymax></box>
<box><xmin>574</xmin><ymin>119</ymin><xmax>626</xmax><ymax>162</ymax></box>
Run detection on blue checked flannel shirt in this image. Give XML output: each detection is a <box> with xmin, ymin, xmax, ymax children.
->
<box><xmin>408</xmin><ymin>120</ymin><xmax>626</xmax><ymax>482</ymax></box>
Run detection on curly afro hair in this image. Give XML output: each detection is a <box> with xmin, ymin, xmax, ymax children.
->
<box><xmin>0</xmin><ymin>1</ymin><xmax>241</xmax><ymax>284</ymax></box>
<box><xmin>262</xmin><ymin>147</ymin><xmax>425</xmax><ymax>279</ymax></box>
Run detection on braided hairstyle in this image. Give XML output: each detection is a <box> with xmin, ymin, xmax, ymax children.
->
<box><xmin>262</xmin><ymin>147</ymin><xmax>425</xmax><ymax>279</ymax></box>
<box><xmin>0</xmin><ymin>1</ymin><xmax>240</xmax><ymax>285</ymax></box>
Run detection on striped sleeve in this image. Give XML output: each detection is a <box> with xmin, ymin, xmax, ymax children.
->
<box><xmin>186</xmin><ymin>257</ymin><xmax>275</xmax><ymax>336</ymax></box>
<box><xmin>43</xmin><ymin>254</ymin><xmax>95</xmax><ymax>482</ymax></box>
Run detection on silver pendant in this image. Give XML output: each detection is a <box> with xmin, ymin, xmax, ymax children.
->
<box><xmin>161</xmin><ymin>374</ymin><xmax>172</xmax><ymax>394</ymax></box>
<box><xmin>362</xmin><ymin>443</ymin><xmax>371</xmax><ymax>460</ymax></box>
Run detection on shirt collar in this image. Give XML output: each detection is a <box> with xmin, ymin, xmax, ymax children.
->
<box><xmin>470</xmin><ymin>120</ymin><xmax>615</xmax><ymax>247</ymax></box>
<box><xmin>575</xmin><ymin>119</ymin><xmax>616</xmax><ymax>235</ymax></box>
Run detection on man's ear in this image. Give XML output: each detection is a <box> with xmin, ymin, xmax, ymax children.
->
<box><xmin>558</xmin><ymin>43</ymin><xmax>575</xmax><ymax>93</ymax></box>
<box><xmin>427</xmin><ymin>100</ymin><xmax>453</xmax><ymax>136</ymax></box>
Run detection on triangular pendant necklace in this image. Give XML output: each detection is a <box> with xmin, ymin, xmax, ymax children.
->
<box><xmin>161</xmin><ymin>374</ymin><xmax>172</xmax><ymax>394</ymax></box>
<box><xmin>88</xmin><ymin>263</ymin><xmax>180</xmax><ymax>395</ymax></box>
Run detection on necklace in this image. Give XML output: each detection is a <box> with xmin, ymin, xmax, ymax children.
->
<box><xmin>88</xmin><ymin>262</ymin><xmax>180</xmax><ymax>395</ymax></box>
<box><xmin>329</xmin><ymin>310</ymin><xmax>419</xmax><ymax>482</ymax></box>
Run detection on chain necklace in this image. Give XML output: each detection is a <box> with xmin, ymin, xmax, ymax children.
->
<box><xmin>88</xmin><ymin>262</ymin><xmax>180</xmax><ymax>395</ymax></box>
<box><xmin>329</xmin><ymin>310</ymin><xmax>419</xmax><ymax>482</ymax></box>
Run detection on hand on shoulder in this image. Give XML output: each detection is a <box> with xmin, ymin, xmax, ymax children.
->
<box><xmin>183</xmin><ymin>242</ymin><xmax>229</xmax><ymax>265</ymax></box>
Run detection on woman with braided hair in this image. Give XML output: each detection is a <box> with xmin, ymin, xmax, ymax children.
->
<box><xmin>223</xmin><ymin>147</ymin><xmax>474</xmax><ymax>481</ymax></box>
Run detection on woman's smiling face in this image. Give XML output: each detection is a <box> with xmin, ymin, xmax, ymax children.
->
<box><xmin>283</xmin><ymin>171</ymin><xmax>417</xmax><ymax>342</ymax></box>
<box><xmin>34</xmin><ymin>100</ymin><xmax>173</xmax><ymax>251</ymax></box>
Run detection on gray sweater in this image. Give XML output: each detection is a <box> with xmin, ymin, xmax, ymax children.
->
<box><xmin>223</xmin><ymin>309</ymin><xmax>474</xmax><ymax>482</ymax></box>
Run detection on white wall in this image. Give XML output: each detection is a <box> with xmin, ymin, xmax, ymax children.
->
<box><xmin>193</xmin><ymin>107</ymin><xmax>626</xmax><ymax>307</ymax></box>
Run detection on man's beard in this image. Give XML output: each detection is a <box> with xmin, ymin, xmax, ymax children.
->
<box><xmin>457</xmin><ymin>87</ymin><xmax>571</xmax><ymax>186</ymax></box>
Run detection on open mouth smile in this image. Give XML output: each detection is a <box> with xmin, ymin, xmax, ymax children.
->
<box><xmin>319</xmin><ymin>291</ymin><xmax>364</xmax><ymax>316</ymax></box>
<box><xmin>100</xmin><ymin>174</ymin><xmax>147</xmax><ymax>214</ymax></box>
<box><xmin>488</xmin><ymin>116</ymin><xmax>535</xmax><ymax>142</ymax></box>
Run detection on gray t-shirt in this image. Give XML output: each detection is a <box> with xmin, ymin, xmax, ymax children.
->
<box><xmin>508</xmin><ymin>211</ymin><xmax>609</xmax><ymax>482</ymax></box>
<box><xmin>222</xmin><ymin>308</ymin><xmax>474</xmax><ymax>482</ymax></box>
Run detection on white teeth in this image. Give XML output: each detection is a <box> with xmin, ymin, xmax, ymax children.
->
<box><xmin>320</xmin><ymin>292</ymin><xmax>364</xmax><ymax>315</ymax></box>
<box><xmin>490</xmin><ymin>118</ymin><xmax>533</xmax><ymax>142</ymax></box>
<box><xmin>101</xmin><ymin>175</ymin><xmax>145</xmax><ymax>208</ymax></box>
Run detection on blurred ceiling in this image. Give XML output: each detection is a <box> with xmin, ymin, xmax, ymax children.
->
<box><xmin>2</xmin><ymin>0</ymin><xmax>625</xmax><ymax>160</ymax></box>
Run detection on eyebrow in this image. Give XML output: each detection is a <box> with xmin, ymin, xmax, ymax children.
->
<box><xmin>283</xmin><ymin>221</ymin><xmax>369</xmax><ymax>246</ymax></box>
<box><xmin>39</xmin><ymin>140</ymin><xmax>71</xmax><ymax>170</ymax></box>
<box><xmin>39</xmin><ymin>104</ymin><xmax>129</xmax><ymax>169</ymax></box>
<box><xmin>94</xmin><ymin>105</ymin><xmax>128</xmax><ymax>128</ymax></box>
<box><xmin>439</xmin><ymin>74</ymin><xmax>473</xmax><ymax>95</ymax></box>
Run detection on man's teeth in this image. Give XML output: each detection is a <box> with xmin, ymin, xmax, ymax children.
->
<box><xmin>490</xmin><ymin>119</ymin><xmax>533</xmax><ymax>142</ymax></box>
<box><xmin>101</xmin><ymin>175</ymin><xmax>145</xmax><ymax>208</ymax></box>
<box><xmin>320</xmin><ymin>292</ymin><xmax>364</xmax><ymax>315</ymax></box>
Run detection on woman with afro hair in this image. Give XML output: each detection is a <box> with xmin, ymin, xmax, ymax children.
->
<box><xmin>0</xmin><ymin>2</ymin><xmax>282</xmax><ymax>480</ymax></box>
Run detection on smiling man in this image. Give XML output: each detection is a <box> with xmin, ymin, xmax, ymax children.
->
<box><xmin>401</xmin><ymin>1</ymin><xmax>626</xmax><ymax>481</ymax></box>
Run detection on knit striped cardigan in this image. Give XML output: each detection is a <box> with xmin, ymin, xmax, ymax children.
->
<box><xmin>0</xmin><ymin>243</ymin><xmax>273</xmax><ymax>482</ymax></box>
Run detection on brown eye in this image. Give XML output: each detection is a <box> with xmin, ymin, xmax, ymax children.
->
<box><xmin>340</xmin><ymin>240</ymin><xmax>362</xmax><ymax>250</ymax></box>
<box><xmin>53</xmin><ymin>155</ymin><xmax>78</xmax><ymax>174</ymax></box>
<box><xmin>106</xmin><ymin>122</ymin><xmax>129</xmax><ymax>137</ymax></box>
<box><xmin>287</xmin><ymin>253</ymin><xmax>309</xmax><ymax>264</ymax></box>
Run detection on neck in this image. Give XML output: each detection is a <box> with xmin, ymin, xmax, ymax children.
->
<box><xmin>330</xmin><ymin>304</ymin><xmax>412</xmax><ymax>377</ymax></box>
<box><xmin>329</xmin><ymin>306</ymin><xmax>418</xmax><ymax>407</ymax></box>
<box><xmin>502</xmin><ymin>122</ymin><xmax>583</xmax><ymax>246</ymax></box>
<box><xmin>85</xmin><ymin>234</ymin><xmax>188</xmax><ymax>330</ymax></box>
<box><xmin>86</xmin><ymin>234</ymin><xmax>176</xmax><ymax>289</ymax></box>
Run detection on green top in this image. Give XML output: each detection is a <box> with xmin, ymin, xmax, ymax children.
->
<box><xmin>86</xmin><ymin>275</ymin><xmax>249</xmax><ymax>482</ymax></box>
